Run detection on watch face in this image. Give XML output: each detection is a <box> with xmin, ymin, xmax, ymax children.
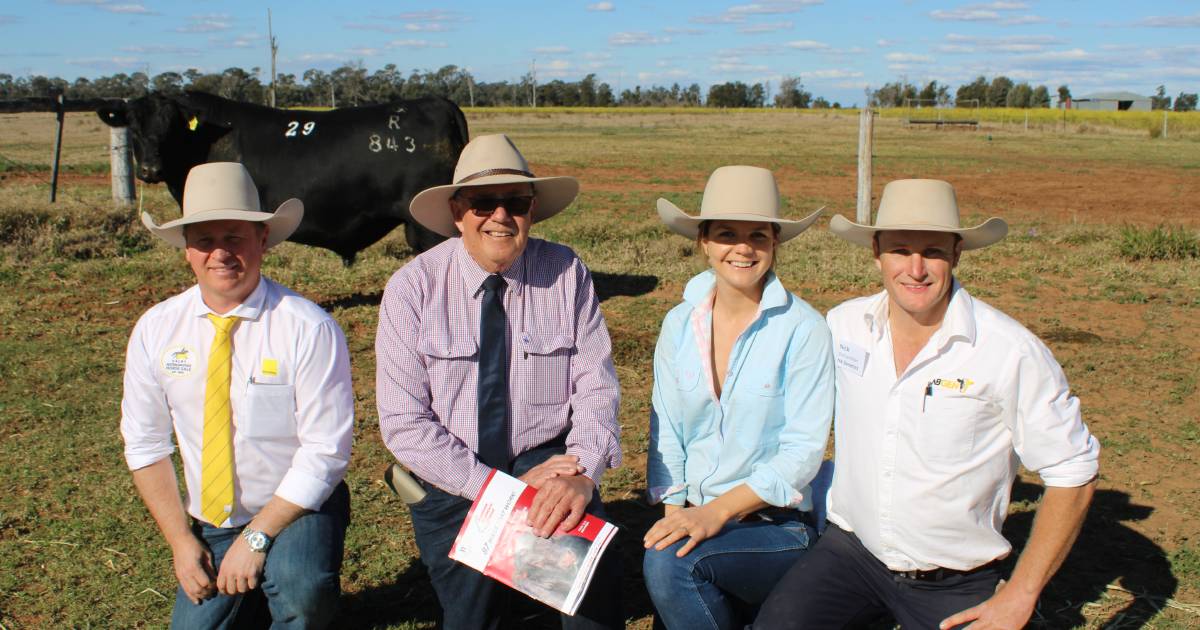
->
<box><xmin>245</xmin><ymin>530</ymin><xmax>269</xmax><ymax>552</ymax></box>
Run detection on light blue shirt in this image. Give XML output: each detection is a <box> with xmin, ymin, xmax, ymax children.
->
<box><xmin>647</xmin><ymin>270</ymin><xmax>835</xmax><ymax>510</ymax></box>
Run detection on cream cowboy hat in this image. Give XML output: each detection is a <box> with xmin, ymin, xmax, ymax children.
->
<box><xmin>141</xmin><ymin>162</ymin><xmax>302</xmax><ymax>249</ymax></box>
<box><xmin>657</xmin><ymin>165</ymin><xmax>823</xmax><ymax>242</ymax></box>
<box><xmin>409</xmin><ymin>133</ymin><xmax>580</xmax><ymax>238</ymax></box>
<box><xmin>829</xmin><ymin>179</ymin><xmax>1007</xmax><ymax>250</ymax></box>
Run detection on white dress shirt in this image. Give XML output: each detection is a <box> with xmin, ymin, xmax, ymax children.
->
<box><xmin>121</xmin><ymin>277</ymin><xmax>354</xmax><ymax>527</ymax></box>
<box><xmin>825</xmin><ymin>281</ymin><xmax>1099</xmax><ymax>571</ymax></box>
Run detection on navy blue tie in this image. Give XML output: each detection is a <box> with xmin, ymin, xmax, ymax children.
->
<box><xmin>477</xmin><ymin>274</ymin><xmax>510</xmax><ymax>471</ymax></box>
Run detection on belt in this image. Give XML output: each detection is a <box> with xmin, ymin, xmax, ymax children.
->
<box><xmin>892</xmin><ymin>559</ymin><xmax>1000</xmax><ymax>582</ymax></box>
<box><xmin>743</xmin><ymin>507</ymin><xmax>818</xmax><ymax>529</ymax></box>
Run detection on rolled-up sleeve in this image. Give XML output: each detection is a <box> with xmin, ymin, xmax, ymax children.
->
<box><xmin>747</xmin><ymin>316</ymin><xmax>835</xmax><ymax>508</ymax></box>
<box><xmin>1009</xmin><ymin>338</ymin><xmax>1100</xmax><ymax>487</ymax></box>
<box><xmin>275</xmin><ymin>318</ymin><xmax>354</xmax><ymax>511</ymax></box>
<box><xmin>647</xmin><ymin>314</ymin><xmax>688</xmax><ymax>506</ymax></box>
<box><xmin>121</xmin><ymin>315</ymin><xmax>176</xmax><ymax>471</ymax></box>
<box><xmin>564</xmin><ymin>259</ymin><xmax>622</xmax><ymax>486</ymax></box>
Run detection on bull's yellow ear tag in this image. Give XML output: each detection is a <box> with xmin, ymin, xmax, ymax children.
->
<box><xmin>188</xmin><ymin>116</ymin><xmax>199</xmax><ymax>131</ymax></box>
<box><xmin>261</xmin><ymin>358</ymin><xmax>278</xmax><ymax>376</ymax></box>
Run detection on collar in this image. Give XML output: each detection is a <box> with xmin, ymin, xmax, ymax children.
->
<box><xmin>455</xmin><ymin>237</ymin><xmax>528</xmax><ymax>297</ymax></box>
<box><xmin>862</xmin><ymin>279</ymin><xmax>976</xmax><ymax>348</ymax></box>
<box><xmin>188</xmin><ymin>275</ymin><xmax>269</xmax><ymax>321</ymax></box>
<box><xmin>682</xmin><ymin>270</ymin><xmax>788</xmax><ymax>313</ymax></box>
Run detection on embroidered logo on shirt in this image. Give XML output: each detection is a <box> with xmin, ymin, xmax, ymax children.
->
<box><xmin>261</xmin><ymin>358</ymin><xmax>279</xmax><ymax>376</ymax></box>
<box><xmin>931</xmin><ymin>377</ymin><xmax>975</xmax><ymax>393</ymax></box>
<box><xmin>161</xmin><ymin>344</ymin><xmax>196</xmax><ymax>378</ymax></box>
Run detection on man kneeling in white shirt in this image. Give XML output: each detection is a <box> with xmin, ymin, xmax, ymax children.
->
<box><xmin>755</xmin><ymin>179</ymin><xmax>1099</xmax><ymax>630</ymax></box>
<box><xmin>120</xmin><ymin>163</ymin><xmax>354</xmax><ymax>629</ymax></box>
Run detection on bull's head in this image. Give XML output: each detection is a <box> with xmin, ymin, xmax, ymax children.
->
<box><xmin>97</xmin><ymin>93</ymin><xmax>229</xmax><ymax>187</ymax></box>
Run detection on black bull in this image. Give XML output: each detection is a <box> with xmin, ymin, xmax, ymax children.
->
<box><xmin>97</xmin><ymin>91</ymin><xmax>469</xmax><ymax>264</ymax></box>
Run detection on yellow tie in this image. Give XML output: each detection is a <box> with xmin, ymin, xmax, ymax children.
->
<box><xmin>201</xmin><ymin>314</ymin><xmax>237</xmax><ymax>526</ymax></box>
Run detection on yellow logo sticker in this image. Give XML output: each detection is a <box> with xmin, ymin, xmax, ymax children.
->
<box><xmin>931</xmin><ymin>377</ymin><xmax>975</xmax><ymax>393</ymax></box>
<box><xmin>261</xmin><ymin>358</ymin><xmax>278</xmax><ymax>376</ymax></box>
<box><xmin>188</xmin><ymin>116</ymin><xmax>199</xmax><ymax>131</ymax></box>
<box><xmin>161</xmin><ymin>344</ymin><xmax>195</xmax><ymax>378</ymax></box>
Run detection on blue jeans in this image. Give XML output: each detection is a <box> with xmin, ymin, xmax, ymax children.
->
<box><xmin>171</xmin><ymin>482</ymin><xmax>350</xmax><ymax>630</ymax></box>
<box><xmin>643</xmin><ymin>513</ymin><xmax>815</xmax><ymax>630</ymax></box>
<box><xmin>406</xmin><ymin>442</ymin><xmax>624</xmax><ymax>630</ymax></box>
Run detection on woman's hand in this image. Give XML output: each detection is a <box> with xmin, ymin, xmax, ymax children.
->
<box><xmin>643</xmin><ymin>503</ymin><xmax>732</xmax><ymax>557</ymax></box>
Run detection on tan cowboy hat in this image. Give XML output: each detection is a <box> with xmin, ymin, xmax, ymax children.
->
<box><xmin>830</xmin><ymin>179</ymin><xmax>1007</xmax><ymax>250</ymax></box>
<box><xmin>409</xmin><ymin>133</ymin><xmax>580</xmax><ymax>237</ymax></box>
<box><xmin>657</xmin><ymin>165</ymin><xmax>823</xmax><ymax>242</ymax></box>
<box><xmin>141</xmin><ymin>162</ymin><xmax>303</xmax><ymax>249</ymax></box>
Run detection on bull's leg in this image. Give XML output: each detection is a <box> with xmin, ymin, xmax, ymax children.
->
<box><xmin>405</xmin><ymin>221</ymin><xmax>447</xmax><ymax>254</ymax></box>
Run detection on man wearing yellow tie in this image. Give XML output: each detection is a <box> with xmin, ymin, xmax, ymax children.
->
<box><xmin>120</xmin><ymin>162</ymin><xmax>354</xmax><ymax>628</ymax></box>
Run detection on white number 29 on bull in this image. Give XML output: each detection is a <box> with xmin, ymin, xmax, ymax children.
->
<box><xmin>284</xmin><ymin>121</ymin><xmax>316</xmax><ymax>137</ymax></box>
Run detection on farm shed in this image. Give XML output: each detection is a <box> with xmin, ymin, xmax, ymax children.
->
<box><xmin>1067</xmin><ymin>91</ymin><xmax>1151</xmax><ymax>112</ymax></box>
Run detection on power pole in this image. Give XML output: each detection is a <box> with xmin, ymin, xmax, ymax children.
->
<box><xmin>530</xmin><ymin>59</ymin><xmax>537</xmax><ymax>108</ymax></box>
<box><xmin>267</xmin><ymin>9</ymin><xmax>278</xmax><ymax>107</ymax></box>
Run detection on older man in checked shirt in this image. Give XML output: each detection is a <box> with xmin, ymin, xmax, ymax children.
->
<box><xmin>375</xmin><ymin>134</ymin><xmax>623</xmax><ymax>630</ymax></box>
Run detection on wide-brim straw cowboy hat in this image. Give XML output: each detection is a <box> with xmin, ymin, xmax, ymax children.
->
<box><xmin>141</xmin><ymin>162</ymin><xmax>303</xmax><ymax>249</ymax></box>
<box><xmin>657</xmin><ymin>165</ymin><xmax>823</xmax><ymax>242</ymax></box>
<box><xmin>830</xmin><ymin>179</ymin><xmax>1007</xmax><ymax>250</ymax></box>
<box><xmin>409</xmin><ymin>133</ymin><xmax>580</xmax><ymax>238</ymax></box>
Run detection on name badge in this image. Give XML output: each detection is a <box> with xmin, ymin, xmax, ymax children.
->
<box><xmin>835</xmin><ymin>339</ymin><xmax>868</xmax><ymax>377</ymax></box>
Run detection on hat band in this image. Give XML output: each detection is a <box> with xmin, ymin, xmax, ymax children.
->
<box><xmin>456</xmin><ymin>168</ymin><xmax>535</xmax><ymax>184</ymax></box>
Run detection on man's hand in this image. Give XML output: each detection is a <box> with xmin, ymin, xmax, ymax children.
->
<box><xmin>215</xmin><ymin>535</ymin><xmax>267</xmax><ymax>596</ymax></box>
<box><xmin>526</xmin><ymin>474</ymin><xmax>594</xmax><ymax>537</ymax></box>
<box><xmin>172</xmin><ymin>536</ymin><xmax>216</xmax><ymax>604</ymax></box>
<box><xmin>518</xmin><ymin>454</ymin><xmax>584</xmax><ymax>489</ymax></box>
<box><xmin>643</xmin><ymin>503</ymin><xmax>730</xmax><ymax>557</ymax></box>
<box><xmin>939</xmin><ymin>580</ymin><xmax>1037</xmax><ymax>630</ymax></box>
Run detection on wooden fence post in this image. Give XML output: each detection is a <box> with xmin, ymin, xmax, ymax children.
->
<box><xmin>110</xmin><ymin>126</ymin><xmax>135</xmax><ymax>206</ymax></box>
<box><xmin>856</xmin><ymin>106</ymin><xmax>874</xmax><ymax>224</ymax></box>
<box><xmin>49</xmin><ymin>93</ymin><xmax>65</xmax><ymax>203</ymax></box>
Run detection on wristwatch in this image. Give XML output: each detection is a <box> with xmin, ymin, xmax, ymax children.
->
<box><xmin>241</xmin><ymin>528</ymin><xmax>273</xmax><ymax>553</ymax></box>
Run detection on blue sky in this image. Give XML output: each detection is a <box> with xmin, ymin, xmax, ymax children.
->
<box><xmin>2</xmin><ymin>1</ymin><xmax>1198</xmax><ymax>105</ymax></box>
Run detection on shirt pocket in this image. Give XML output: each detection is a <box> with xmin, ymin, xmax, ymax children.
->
<box><xmin>241</xmin><ymin>382</ymin><xmax>297</xmax><ymax>439</ymax></box>
<box><xmin>521</xmin><ymin>331</ymin><xmax>573</xmax><ymax>405</ymax></box>
<box><xmin>734</xmin><ymin>373</ymin><xmax>785</xmax><ymax>450</ymax></box>
<box><xmin>918</xmin><ymin>393</ymin><xmax>987</xmax><ymax>462</ymax></box>
<box><xmin>418</xmin><ymin>337</ymin><xmax>477</xmax><ymax>397</ymax></box>
<box><xmin>675</xmin><ymin>364</ymin><xmax>701</xmax><ymax>392</ymax></box>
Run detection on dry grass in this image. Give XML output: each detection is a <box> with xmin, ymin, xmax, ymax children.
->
<box><xmin>1</xmin><ymin>110</ymin><xmax>1198</xmax><ymax>628</ymax></box>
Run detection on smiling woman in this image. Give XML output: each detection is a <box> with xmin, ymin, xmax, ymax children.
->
<box><xmin>642</xmin><ymin>166</ymin><xmax>835</xmax><ymax>630</ymax></box>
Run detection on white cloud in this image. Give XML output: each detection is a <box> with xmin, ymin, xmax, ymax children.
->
<box><xmin>784</xmin><ymin>39</ymin><xmax>829</xmax><ymax>51</ymax></box>
<box><xmin>405</xmin><ymin>22</ymin><xmax>449</xmax><ymax>32</ymax></box>
<box><xmin>587</xmin><ymin>2</ymin><xmax>615</xmax><ymax>11</ymax></box>
<box><xmin>938</xmin><ymin>33</ymin><xmax>1062</xmax><ymax>54</ymax></box>
<box><xmin>738</xmin><ymin>21</ymin><xmax>792</xmax><ymax>34</ymax></box>
<box><xmin>379</xmin><ymin>10</ymin><xmax>464</xmax><ymax>23</ymax></box>
<box><xmin>693</xmin><ymin>0</ymin><xmax>820</xmax><ymax>24</ymax></box>
<box><xmin>711</xmin><ymin>59</ymin><xmax>770</xmax><ymax>73</ymax></box>
<box><xmin>534</xmin><ymin>46</ymin><xmax>571</xmax><ymax>54</ymax></box>
<box><xmin>583</xmin><ymin>51</ymin><xmax>613</xmax><ymax>60</ymax></box>
<box><xmin>344</xmin><ymin>23</ymin><xmax>405</xmax><ymax>34</ymax></box>
<box><xmin>105</xmin><ymin>3</ymin><xmax>153</xmax><ymax>14</ymax></box>
<box><xmin>637</xmin><ymin>69</ymin><xmax>690</xmax><ymax>82</ymax></box>
<box><xmin>885</xmin><ymin>52</ymin><xmax>934</xmax><ymax>63</ymax></box>
<box><xmin>118</xmin><ymin>44</ymin><xmax>201</xmax><ymax>55</ymax></box>
<box><xmin>877</xmin><ymin>39</ymin><xmax>898</xmax><ymax>47</ymax></box>
<box><xmin>177</xmin><ymin>14</ymin><xmax>233</xmax><ymax>33</ymax></box>
<box><xmin>0</xmin><ymin>14</ymin><xmax>20</xmax><ymax>25</ymax></box>
<box><xmin>346</xmin><ymin>47</ymin><xmax>382</xmax><ymax>57</ymax></box>
<box><xmin>665</xmin><ymin>26</ymin><xmax>705</xmax><ymax>35</ymax></box>
<box><xmin>66</xmin><ymin>56</ymin><xmax>140</xmax><ymax>71</ymax></box>
<box><xmin>806</xmin><ymin>69</ymin><xmax>863</xmax><ymax>79</ymax></box>
<box><xmin>930</xmin><ymin>2</ymin><xmax>1042</xmax><ymax>25</ymax></box>
<box><xmin>387</xmin><ymin>39</ymin><xmax>448</xmax><ymax>49</ymax></box>
<box><xmin>610</xmin><ymin>31</ymin><xmax>670</xmax><ymax>45</ymax></box>
<box><xmin>1135</xmin><ymin>14</ymin><xmax>1200</xmax><ymax>28</ymax></box>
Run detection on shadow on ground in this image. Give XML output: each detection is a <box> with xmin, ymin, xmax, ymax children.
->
<box><xmin>1002</xmin><ymin>480</ymin><xmax>1176</xmax><ymax>628</ymax></box>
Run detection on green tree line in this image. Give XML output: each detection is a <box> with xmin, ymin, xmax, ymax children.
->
<box><xmin>1</xmin><ymin>64</ymin><xmax>1194</xmax><ymax>111</ymax></box>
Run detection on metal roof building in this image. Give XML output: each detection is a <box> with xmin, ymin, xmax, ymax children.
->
<box><xmin>1067</xmin><ymin>91</ymin><xmax>1151</xmax><ymax>112</ymax></box>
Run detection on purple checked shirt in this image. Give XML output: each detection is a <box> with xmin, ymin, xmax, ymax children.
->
<box><xmin>376</xmin><ymin>237</ymin><xmax>622</xmax><ymax>500</ymax></box>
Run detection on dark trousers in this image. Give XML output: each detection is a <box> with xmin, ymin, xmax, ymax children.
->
<box><xmin>407</xmin><ymin>443</ymin><xmax>624</xmax><ymax>630</ymax></box>
<box><xmin>753</xmin><ymin>524</ymin><xmax>1001</xmax><ymax>630</ymax></box>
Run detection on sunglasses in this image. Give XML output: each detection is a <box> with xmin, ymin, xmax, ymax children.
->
<box><xmin>459</xmin><ymin>195</ymin><xmax>535</xmax><ymax>217</ymax></box>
